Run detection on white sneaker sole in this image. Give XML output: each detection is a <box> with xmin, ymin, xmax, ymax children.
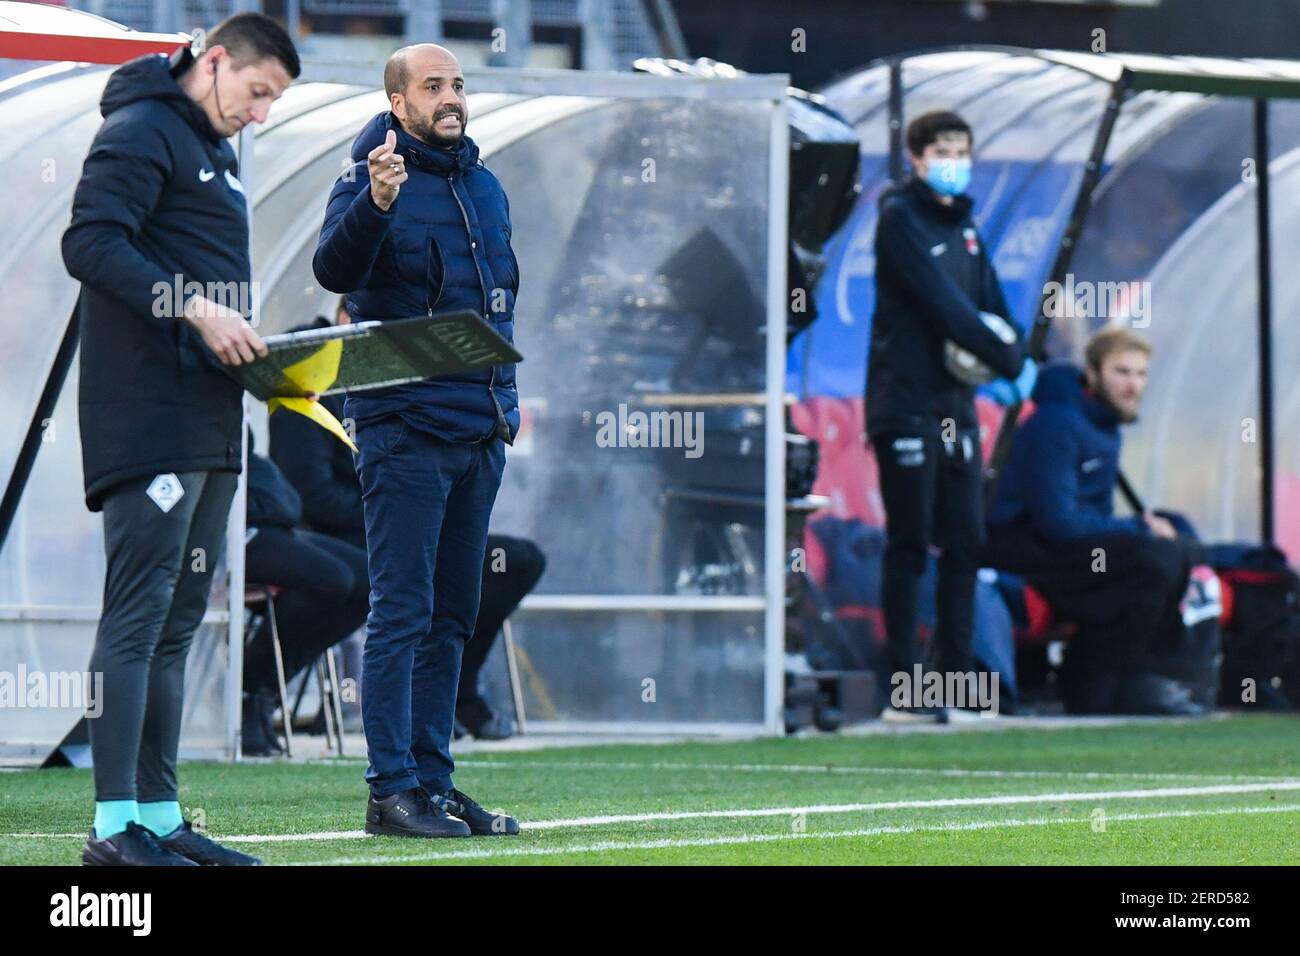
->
<box><xmin>881</xmin><ymin>707</ymin><xmax>939</xmax><ymax>724</ymax></box>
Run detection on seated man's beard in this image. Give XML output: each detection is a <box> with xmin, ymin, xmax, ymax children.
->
<box><xmin>1098</xmin><ymin>381</ymin><xmax>1139</xmax><ymax>423</ymax></box>
<box><xmin>409</xmin><ymin>108</ymin><xmax>464</xmax><ymax>147</ymax></box>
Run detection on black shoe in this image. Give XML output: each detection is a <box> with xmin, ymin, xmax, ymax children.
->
<box><xmin>241</xmin><ymin>691</ymin><xmax>269</xmax><ymax>754</ymax></box>
<box><xmin>461</xmin><ymin>710</ymin><xmax>518</xmax><ymax>741</ymax></box>
<box><xmin>257</xmin><ymin>689</ymin><xmax>285</xmax><ymax>754</ymax></box>
<box><xmin>82</xmin><ymin>822</ymin><xmax>198</xmax><ymax>866</ymax></box>
<box><xmin>155</xmin><ymin>821</ymin><xmax>262</xmax><ymax>865</ymax></box>
<box><xmin>365</xmin><ymin>787</ymin><xmax>471</xmax><ymax>838</ymax></box>
<box><xmin>307</xmin><ymin>707</ymin><xmax>327</xmax><ymax>736</ymax></box>
<box><xmin>436</xmin><ymin>788</ymin><xmax>520</xmax><ymax>836</ymax></box>
<box><xmin>241</xmin><ymin>690</ymin><xmax>283</xmax><ymax>757</ymax></box>
<box><xmin>455</xmin><ymin>696</ymin><xmax>492</xmax><ymax>733</ymax></box>
<box><xmin>1119</xmin><ymin>673</ymin><xmax>1209</xmax><ymax>717</ymax></box>
<box><xmin>1063</xmin><ymin>672</ymin><xmax>1122</xmax><ymax>714</ymax></box>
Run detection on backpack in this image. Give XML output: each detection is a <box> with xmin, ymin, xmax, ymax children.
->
<box><xmin>1206</xmin><ymin>544</ymin><xmax>1300</xmax><ymax>711</ymax></box>
<box><xmin>1143</xmin><ymin>565</ymin><xmax>1223</xmax><ymax>711</ymax></box>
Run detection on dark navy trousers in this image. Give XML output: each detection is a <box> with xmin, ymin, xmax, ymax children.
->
<box><xmin>355</xmin><ymin>416</ymin><xmax>505</xmax><ymax>797</ymax></box>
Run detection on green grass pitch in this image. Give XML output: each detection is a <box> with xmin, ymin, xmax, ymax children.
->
<box><xmin>2</xmin><ymin>714</ymin><xmax>1298</xmax><ymax>865</ymax></box>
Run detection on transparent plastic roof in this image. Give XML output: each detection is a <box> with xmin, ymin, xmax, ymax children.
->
<box><xmin>0</xmin><ymin>0</ymin><xmax>182</xmax><ymax>41</ymax></box>
<box><xmin>903</xmin><ymin>47</ymin><xmax>1300</xmax><ymax>98</ymax></box>
<box><xmin>801</xmin><ymin>44</ymin><xmax>1300</xmax><ymax>554</ymax></box>
<box><xmin>0</xmin><ymin>62</ymin><xmax>785</xmax><ymax>737</ymax></box>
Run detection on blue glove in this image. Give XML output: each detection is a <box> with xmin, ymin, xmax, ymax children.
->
<box><xmin>987</xmin><ymin>358</ymin><xmax>1038</xmax><ymax>406</ymax></box>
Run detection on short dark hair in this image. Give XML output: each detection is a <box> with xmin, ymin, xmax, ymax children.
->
<box><xmin>384</xmin><ymin>46</ymin><xmax>412</xmax><ymax>99</ymax></box>
<box><xmin>207</xmin><ymin>12</ymin><xmax>301</xmax><ymax>80</ymax></box>
<box><xmin>906</xmin><ymin>109</ymin><xmax>973</xmax><ymax>156</ymax></box>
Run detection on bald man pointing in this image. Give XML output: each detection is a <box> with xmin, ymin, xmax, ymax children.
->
<box><xmin>314</xmin><ymin>44</ymin><xmax>520</xmax><ymax>838</ymax></box>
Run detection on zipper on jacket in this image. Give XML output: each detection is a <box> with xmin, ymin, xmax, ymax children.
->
<box><xmin>447</xmin><ymin>171</ymin><xmax>511</xmax><ymax>442</ymax></box>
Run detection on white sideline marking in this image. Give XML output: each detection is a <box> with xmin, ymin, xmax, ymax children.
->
<box><xmin>202</xmin><ymin>778</ymin><xmax>1300</xmax><ymax>843</ymax></box>
<box><xmin>455</xmin><ymin>759</ymin><xmax>1281</xmax><ymax>782</ymax></box>
<box><xmin>512</xmin><ymin>780</ymin><xmax>1300</xmax><ymax>830</ymax></box>
<box><xmin>301</xmin><ymin>803</ymin><xmax>1300</xmax><ymax>865</ymax></box>
<box><xmin>11</xmin><ymin>780</ymin><xmax>1300</xmax><ymax>845</ymax></box>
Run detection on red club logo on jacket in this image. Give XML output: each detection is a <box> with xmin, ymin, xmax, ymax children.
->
<box><xmin>963</xmin><ymin>227</ymin><xmax>979</xmax><ymax>256</ymax></box>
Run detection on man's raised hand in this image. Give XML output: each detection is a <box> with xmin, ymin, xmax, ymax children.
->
<box><xmin>368</xmin><ymin>129</ymin><xmax>407</xmax><ymax>211</ymax></box>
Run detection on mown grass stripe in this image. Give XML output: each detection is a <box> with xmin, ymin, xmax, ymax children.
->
<box><xmin>300</xmin><ymin>803</ymin><xmax>1300</xmax><ymax>865</ymax></box>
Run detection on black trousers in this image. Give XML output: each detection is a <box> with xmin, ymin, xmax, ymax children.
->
<box><xmin>872</xmin><ymin>430</ymin><xmax>984</xmax><ymax>678</ymax></box>
<box><xmin>243</xmin><ymin>527</ymin><xmax>370</xmax><ymax>692</ymax></box>
<box><xmin>89</xmin><ymin>470</ymin><xmax>237</xmax><ymax>802</ymax></box>
<box><xmin>458</xmin><ymin>535</ymin><xmax>547</xmax><ymax>723</ymax></box>
<box><xmin>982</xmin><ymin>520</ymin><xmax>1198</xmax><ymax>675</ymax></box>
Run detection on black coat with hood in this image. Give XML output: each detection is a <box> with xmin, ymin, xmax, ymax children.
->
<box><xmin>62</xmin><ymin>47</ymin><xmax>249</xmax><ymax>511</ymax></box>
<box><xmin>866</xmin><ymin>176</ymin><xmax>1024</xmax><ymax>441</ymax></box>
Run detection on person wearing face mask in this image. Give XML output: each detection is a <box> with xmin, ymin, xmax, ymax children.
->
<box><xmin>982</xmin><ymin>328</ymin><xmax>1208</xmax><ymax>716</ymax></box>
<box><xmin>866</xmin><ymin>110</ymin><xmax>1030</xmax><ymax>722</ymax></box>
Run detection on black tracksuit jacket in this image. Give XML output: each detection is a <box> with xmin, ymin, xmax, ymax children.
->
<box><xmin>865</xmin><ymin>176</ymin><xmax>1024</xmax><ymax>441</ymax></box>
<box><xmin>62</xmin><ymin>48</ymin><xmax>248</xmax><ymax>511</ymax></box>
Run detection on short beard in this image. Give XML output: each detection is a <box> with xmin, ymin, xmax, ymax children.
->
<box><xmin>407</xmin><ymin>107</ymin><xmax>464</xmax><ymax>148</ymax></box>
<box><xmin>1096</xmin><ymin>380</ymin><xmax>1139</xmax><ymax>423</ymax></box>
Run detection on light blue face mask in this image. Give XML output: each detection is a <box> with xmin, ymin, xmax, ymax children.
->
<box><xmin>925</xmin><ymin>158</ymin><xmax>972</xmax><ymax>197</ymax></box>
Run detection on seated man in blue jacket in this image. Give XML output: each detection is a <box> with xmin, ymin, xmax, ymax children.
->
<box><xmin>983</xmin><ymin>326</ymin><xmax>1206</xmax><ymax>715</ymax></box>
<box><xmin>312</xmin><ymin>43</ymin><xmax>519</xmax><ymax>838</ymax></box>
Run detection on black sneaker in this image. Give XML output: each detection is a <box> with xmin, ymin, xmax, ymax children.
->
<box><xmin>241</xmin><ymin>689</ymin><xmax>283</xmax><ymax>757</ymax></box>
<box><xmin>1119</xmin><ymin>673</ymin><xmax>1209</xmax><ymax>717</ymax></box>
<box><xmin>461</xmin><ymin>711</ymin><xmax>518</xmax><ymax>741</ymax></box>
<box><xmin>155</xmin><ymin>821</ymin><xmax>262</xmax><ymax>865</ymax></box>
<box><xmin>365</xmin><ymin>787</ymin><xmax>471</xmax><ymax>838</ymax></box>
<box><xmin>82</xmin><ymin>822</ymin><xmax>198</xmax><ymax>866</ymax></box>
<box><xmin>436</xmin><ymin>788</ymin><xmax>520</xmax><ymax>836</ymax></box>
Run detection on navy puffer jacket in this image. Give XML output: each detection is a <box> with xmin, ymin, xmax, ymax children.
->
<box><xmin>313</xmin><ymin>111</ymin><xmax>519</xmax><ymax>443</ymax></box>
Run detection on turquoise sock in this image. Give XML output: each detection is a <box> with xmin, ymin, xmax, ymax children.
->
<box><xmin>138</xmin><ymin>800</ymin><xmax>184</xmax><ymax>837</ymax></box>
<box><xmin>93</xmin><ymin>800</ymin><xmax>139</xmax><ymax>839</ymax></box>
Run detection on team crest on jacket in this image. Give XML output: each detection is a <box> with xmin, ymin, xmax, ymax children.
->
<box><xmin>963</xmin><ymin>227</ymin><xmax>979</xmax><ymax>255</ymax></box>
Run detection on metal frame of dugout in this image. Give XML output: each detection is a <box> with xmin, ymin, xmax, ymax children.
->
<box><xmin>294</xmin><ymin>60</ymin><xmax>792</xmax><ymax>737</ymax></box>
<box><xmin>0</xmin><ymin>3</ymin><xmax>793</xmax><ymax>762</ymax></box>
<box><xmin>869</xmin><ymin>46</ymin><xmax>1300</xmax><ymax>544</ymax></box>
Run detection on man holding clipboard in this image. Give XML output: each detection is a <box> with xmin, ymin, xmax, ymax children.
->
<box><xmin>313</xmin><ymin>43</ymin><xmax>520</xmax><ymax>838</ymax></box>
<box><xmin>62</xmin><ymin>13</ymin><xmax>299</xmax><ymax>865</ymax></box>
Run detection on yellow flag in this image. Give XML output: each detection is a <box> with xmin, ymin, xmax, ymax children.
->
<box><xmin>265</xmin><ymin>339</ymin><xmax>357</xmax><ymax>452</ymax></box>
<box><xmin>269</xmin><ymin>396</ymin><xmax>357</xmax><ymax>452</ymax></box>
